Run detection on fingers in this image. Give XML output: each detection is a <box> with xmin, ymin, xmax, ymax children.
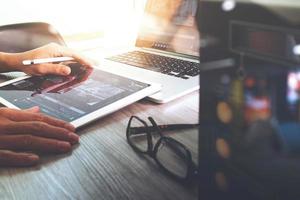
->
<box><xmin>0</xmin><ymin>135</ymin><xmax>71</xmax><ymax>153</ymax></box>
<box><xmin>0</xmin><ymin>106</ymin><xmax>78</xmax><ymax>168</ymax></box>
<box><xmin>24</xmin><ymin>106</ymin><xmax>40</xmax><ymax>113</ymax></box>
<box><xmin>69</xmin><ymin>52</ymin><xmax>94</xmax><ymax>68</ymax></box>
<box><xmin>0</xmin><ymin>150</ymin><xmax>39</xmax><ymax>167</ymax></box>
<box><xmin>57</xmin><ymin>45</ymin><xmax>94</xmax><ymax>67</ymax></box>
<box><xmin>18</xmin><ymin>43</ymin><xmax>94</xmax><ymax>76</ymax></box>
<box><xmin>25</xmin><ymin>63</ymin><xmax>71</xmax><ymax>76</ymax></box>
<box><xmin>48</xmin><ymin>43</ymin><xmax>94</xmax><ymax>67</ymax></box>
<box><xmin>3</xmin><ymin>121</ymin><xmax>79</xmax><ymax>144</ymax></box>
<box><xmin>0</xmin><ymin>108</ymin><xmax>75</xmax><ymax>132</ymax></box>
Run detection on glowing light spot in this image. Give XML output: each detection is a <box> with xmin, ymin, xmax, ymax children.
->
<box><xmin>222</xmin><ymin>0</ymin><xmax>236</xmax><ymax>12</ymax></box>
<box><xmin>217</xmin><ymin>102</ymin><xmax>233</xmax><ymax>124</ymax></box>
<box><xmin>288</xmin><ymin>73</ymin><xmax>298</xmax><ymax>89</ymax></box>
<box><xmin>215</xmin><ymin>172</ymin><xmax>229</xmax><ymax>192</ymax></box>
<box><xmin>216</xmin><ymin>138</ymin><xmax>231</xmax><ymax>159</ymax></box>
<box><xmin>293</xmin><ymin>45</ymin><xmax>300</xmax><ymax>55</ymax></box>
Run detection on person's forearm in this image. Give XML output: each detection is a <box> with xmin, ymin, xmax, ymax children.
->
<box><xmin>0</xmin><ymin>52</ymin><xmax>21</xmax><ymax>73</ymax></box>
<box><xmin>0</xmin><ymin>52</ymin><xmax>10</xmax><ymax>72</ymax></box>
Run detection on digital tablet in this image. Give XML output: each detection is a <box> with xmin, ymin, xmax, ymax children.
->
<box><xmin>0</xmin><ymin>62</ymin><xmax>161</xmax><ymax>128</ymax></box>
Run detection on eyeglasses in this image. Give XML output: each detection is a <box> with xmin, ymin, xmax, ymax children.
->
<box><xmin>126</xmin><ymin>116</ymin><xmax>199</xmax><ymax>183</ymax></box>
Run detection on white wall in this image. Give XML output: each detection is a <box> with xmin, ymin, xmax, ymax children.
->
<box><xmin>0</xmin><ymin>0</ymin><xmax>146</xmax><ymax>36</ymax></box>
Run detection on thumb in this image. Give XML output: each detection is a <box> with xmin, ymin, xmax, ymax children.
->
<box><xmin>24</xmin><ymin>106</ymin><xmax>40</xmax><ymax>113</ymax></box>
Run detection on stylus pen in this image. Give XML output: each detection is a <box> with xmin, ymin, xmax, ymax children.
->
<box><xmin>22</xmin><ymin>56</ymin><xmax>74</xmax><ymax>65</ymax></box>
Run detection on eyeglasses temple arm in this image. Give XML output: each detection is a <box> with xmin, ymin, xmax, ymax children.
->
<box><xmin>129</xmin><ymin>124</ymin><xmax>200</xmax><ymax>135</ymax></box>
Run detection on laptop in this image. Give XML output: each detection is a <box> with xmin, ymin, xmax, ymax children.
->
<box><xmin>98</xmin><ymin>0</ymin><xmax>200</xmax><ymax>103</ymax></box>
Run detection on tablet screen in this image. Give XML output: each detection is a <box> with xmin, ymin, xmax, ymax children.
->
<box><xmin>0</xmin><ymin>63</ymin><xmax>150</xmax><ymax>122</ymax></box>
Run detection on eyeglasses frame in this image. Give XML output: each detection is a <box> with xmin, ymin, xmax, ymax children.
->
<box><xmin>126</xmin><ymin>115</ymin><xmax>199</xmax><ymax>183</ymax></box>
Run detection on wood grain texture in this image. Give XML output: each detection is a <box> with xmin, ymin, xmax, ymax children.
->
<box><xmin>0</xmin><ymin>89</ymin><xmax>199</xmax><ymax>200</ymax></box>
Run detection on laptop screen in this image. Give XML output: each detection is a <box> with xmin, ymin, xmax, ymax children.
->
<box><xmin>136</xmin><ymin>0</ymin><xmax>200</xmax><ymax>57</ymax></box>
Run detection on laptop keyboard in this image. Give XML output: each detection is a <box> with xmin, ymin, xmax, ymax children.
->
<box><xmin>107</xmin><ymin>51</ymin><xmax>200</xmax><ymax>79</ymax></box>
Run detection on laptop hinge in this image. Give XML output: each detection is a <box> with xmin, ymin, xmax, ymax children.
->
<box><xmin>141</xmin><ymin>48</ymin><xmax>199</xmax><ymax>61</ymax></box>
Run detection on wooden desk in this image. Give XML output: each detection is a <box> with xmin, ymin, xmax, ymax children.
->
<box><xmin>0</xmin><ymin>86</ymin><xmax>198</xmax><ymax>200</ymax></box>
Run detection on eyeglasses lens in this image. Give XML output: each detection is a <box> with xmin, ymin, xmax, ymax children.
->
<box><xmin>128</xmin><ymin>117</ymin><xmax>149</xmax><ymax>152</ymax></box>
<box><xmin>156</xmin><ymin>139</ymin><xmax>189</xmax><ymax>179</ymax></box>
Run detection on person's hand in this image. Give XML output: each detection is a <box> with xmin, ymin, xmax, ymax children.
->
<box><xmin>3</xmin><ymin>43</ymin><xmax>94</xmax><ymax>76</ymax></box>
<box><xmin>0</xmin><ymin>106</ymin><xmax>79</xmax><ymax>167</ymax></box>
